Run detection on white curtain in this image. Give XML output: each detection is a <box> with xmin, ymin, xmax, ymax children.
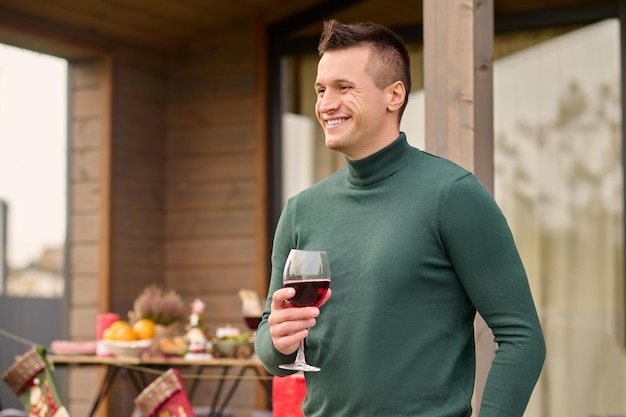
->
<box><xmin>494</xmin><ymin>19</ymin><xmax>626</xmax><ymax>417</ymax></box>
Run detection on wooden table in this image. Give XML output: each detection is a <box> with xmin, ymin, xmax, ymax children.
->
<box><xmin>48</xmin><ymin>355</ymin><xmax>271</xmax><ymax>417</ymax></box>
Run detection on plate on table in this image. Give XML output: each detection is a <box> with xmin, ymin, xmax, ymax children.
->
<box><xmin>104</xmin><ymin>339</ymin><xmax>153</xmax><ymax>358</ymax></box>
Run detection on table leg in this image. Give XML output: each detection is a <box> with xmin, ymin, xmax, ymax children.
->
<box><xmin>210</xmin><ymin>366</ymin><xmax>270</xmax><ymax>417</ymax></box>
<box><xmin>125</xmin><ymin>368</ymin><xmax>146</xmax><ymax>393</ymax></box>
<box><xmin>252</xmin><ymin>366</ymin><xmax>272</xmax><ymax>405</ymax></box>
<box><xmin>88</xmin><ymin>365</ymin><xmax>119</xmax><ymax>417</ymax></box>
<box><xmin>187</xmin><ymin>365</ymin><xmax>205</xmax><ymax>400</ymax></box>
<box><xmin>208</xmin><ymin>366</ymin><xmax>230</xmax><ymax>417</ymax></box>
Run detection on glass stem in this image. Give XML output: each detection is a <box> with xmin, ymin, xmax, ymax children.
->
<box><xmin>295</xmin><ymin>339</ymin><xmax>307</xmax><ymax>364</ymax></box>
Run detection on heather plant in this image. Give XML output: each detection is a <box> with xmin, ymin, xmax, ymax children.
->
<box><xmin>131</xmin><ymin>285</ymin><xmax>186</xmax><ymax>326</ymax></box>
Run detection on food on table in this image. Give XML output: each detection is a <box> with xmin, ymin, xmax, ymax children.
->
<box><xmin>158</xmin><ymin>337</ymin><xmax>187</xmax><ymax>354</ymax></box>
<box><xmin>103</xmin><ymin>321</ymin><xmax>137</xmax><ymax>341</ymax></box>
<box><xmin>132</xmin><ymin>318</ymin><xmax>156</xmax><ymax>340</ymax></box>
<box><xmin>103</xmin><ymin>319</ymin><xmax>156</xmax><ymax>342</ymax></box>
<box><xmin>212</xmin><ymin>326</ymin><xmax>254</xmax><ymax>358</ymax></box>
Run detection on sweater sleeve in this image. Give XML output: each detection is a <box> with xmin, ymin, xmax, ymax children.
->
<box><xmin>254</xmin><ymin>202</ymin><xmax>300</xmax><ymax>376</ymax></box>
<box><xmin>442</xmin><ymin>174</ymin><xmax>546</xmax><ymax>417</ymax></box>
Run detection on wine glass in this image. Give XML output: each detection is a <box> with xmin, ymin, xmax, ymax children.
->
<box><xmin>242</xmin><ymin>296</ymin><xmax>263</xmax><ymax>331</ymax></box>
<box><xmin>279</xmin><ymin>249</ymin><xmax>331</xmax><ymax>372</ymax></box>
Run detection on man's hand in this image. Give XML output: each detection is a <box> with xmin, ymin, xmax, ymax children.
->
<box><xmin>268</xmin><ymin>287</ymin><xmax>332</xmax><ymax>355</ymax></box>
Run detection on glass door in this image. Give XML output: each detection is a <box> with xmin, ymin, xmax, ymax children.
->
<box><xmin>493</xmin><ymin>19</ymin><xmax>625</xmax><ymax>417</ymax></box>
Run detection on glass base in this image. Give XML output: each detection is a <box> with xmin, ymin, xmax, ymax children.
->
<box><xmin>279</xmin><ymin>362</ymin><xmax>321</xmax><ymax>372</ymax></box>
<box><xmin>281</xmin><ymin>338</ymin><xmax>320</xmax><ymax>371</ymax></box>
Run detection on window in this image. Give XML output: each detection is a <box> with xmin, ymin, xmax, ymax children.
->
<box><xmin>0</xmin><ymin>44</ymin><xmax>67</xmax><ymax>298</ymax></box>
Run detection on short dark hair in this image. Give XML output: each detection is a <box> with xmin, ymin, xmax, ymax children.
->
<box><xmin>318</xmin><ymin>20</ymin><xmax>411</xmax><ymax>122</ymax></box>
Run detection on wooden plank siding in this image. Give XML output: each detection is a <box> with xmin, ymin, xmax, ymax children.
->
<box><xmin>165</xmin><ymin>24</ymin><xmax>259</xmax><ymax>319</ymax></box>
<box><xmin>109</xmin><ymin>46</ymin><xmax>167</xmax><ymax>320</ymax></box>
<box><xmin>107</xmin><ymin>46</ymin><xmax>168</xmax><ymax>416</ymax></box>
<box><xmin>164</xmin><ymin>23</ymin><xmax>265</xmax><ymax>415</ymax></box>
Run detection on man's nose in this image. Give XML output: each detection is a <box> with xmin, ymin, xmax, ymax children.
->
<box><xmin>318</xmin><ymin>90</ymin><xmax>339</xmax><ymax>113</ymax></box>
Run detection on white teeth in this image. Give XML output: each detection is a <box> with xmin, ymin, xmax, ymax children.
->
<box><xmin>327</xmin><ymin>119</ymin><xmax>345</xmax><ymax>126</ymax></box>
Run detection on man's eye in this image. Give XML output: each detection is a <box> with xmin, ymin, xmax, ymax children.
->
<box><xmin>339</xmin><ymin>85</ymin><xmax>351</xmax><ymax>91</ymax></box>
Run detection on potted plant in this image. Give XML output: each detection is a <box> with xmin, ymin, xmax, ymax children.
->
<box><xmin>129</xmin><ymin>285</ymin><xmax>187</xmax><ymax>338</ymax></box>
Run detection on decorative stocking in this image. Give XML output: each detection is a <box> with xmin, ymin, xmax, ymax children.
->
<box><xmin>134</xmin><ymin>368</ymin><xmax>195</xmax><ymax>417</ymax></box>
<box><xmin>2</xmin><ymin>345</ymin><xmax>70</xmax><ymax>417</ymax></box>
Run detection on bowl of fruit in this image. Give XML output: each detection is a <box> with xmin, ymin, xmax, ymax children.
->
<box><xmin>103</xmin><ymin>319</ymin><xmax>155</xmax><ymax>358</ymax></box>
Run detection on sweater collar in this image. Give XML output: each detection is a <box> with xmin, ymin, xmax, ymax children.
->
<box><xmin>345</xmin><ymin>132</ymin><xmax>413</xmax><ymax>187</ymax></box>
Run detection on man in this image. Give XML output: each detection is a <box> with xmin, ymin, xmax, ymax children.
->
<box><xmin>255</xmin><ymin>20</ymin><xmax>546</xmax><ymax>417</ymax></box>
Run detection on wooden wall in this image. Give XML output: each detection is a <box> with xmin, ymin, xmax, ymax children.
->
<box><xmin>102</xmin><ymin>27</ymin><xmax>265</xmax><ymax>415</ymax></box>
<box><xmin>164</xmin><ymin>22</ymin><xmax>266</xmax><ymax>415</ymax></box>
<box><xmin>110</xmin><ymin>46</ymin><xmax>167</xmax><ymax>318</ymax></box>
<box><xmin>165</xmin><ymin>24</ymin><xmax>259</xmax><ymax>332</ymax></box>
<box><xmin>108</xmin><ymin>45</ymin><xmax>169</xmax><ymax>416</ymax></box>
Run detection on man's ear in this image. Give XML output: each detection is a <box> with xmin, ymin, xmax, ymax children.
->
<box><xmin>387</xmin><ymin>81</ymin><xmax>406</xmax><ymax>112</ymax></box>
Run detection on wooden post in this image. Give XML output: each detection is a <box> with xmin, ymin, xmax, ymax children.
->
<box><xmin>254</xmin><ymin>15</ymin><xmax>271</xmax><ymax>412</ymax></box>
<box><xmin>98</xmin><ymin>55</ymin><xmax>113</xmax><ymax>317</ymax></box>
<box><xmin>423</xmin><ymin>1</ymin><xmax>495</xmax><ymax>415</ymax></box>
<box><xmin>423</xmin><ymin>0</ymin><xmax>494</xmax><ymax>191</ymax></box>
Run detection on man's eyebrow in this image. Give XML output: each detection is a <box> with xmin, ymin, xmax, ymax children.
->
<box><xmin>314</xmin><ymin>78</ymin><xmax>353</xmax><ymax>88</ymax></box>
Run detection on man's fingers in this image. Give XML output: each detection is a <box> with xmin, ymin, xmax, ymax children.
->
<box><xmin>271</xmin><ymin>287</ymin><xmax>295</xmax><ymax>310</ymax></box>
<box><xmin>268</xmin><ymin>286</ymin><xmax>328</xmax><ymax>355</ymax></box>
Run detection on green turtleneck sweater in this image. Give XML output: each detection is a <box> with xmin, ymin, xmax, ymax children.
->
<box><xmin>255</xmin><ymin>133</ymin><xmax>545</xmax><ymax>417</ymax></box>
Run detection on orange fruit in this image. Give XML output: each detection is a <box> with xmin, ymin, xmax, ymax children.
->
<box><xmin>102</xmin><ymin>320</ymin><xmax>123</xmax><ymax>340</ymax></box>
<box><xmin>103</xmin><ymin>320</ymin><xmax>137</xmax><ymax>341</ymax></box>
<box><xmin>132</xmin><ymin>318</ymin><xmax>156</xmax><ymax>340</ymax></box>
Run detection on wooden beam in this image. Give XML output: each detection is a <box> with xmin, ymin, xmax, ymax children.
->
<box><xmin>98</xmin><ymin>55</ymin><xmax>113</xmax><ymax>316</ymax></box>
<box><xmin>269</xmin><ymin>0</ymin><xmax>367</xmax><ymax>36</ymax></box>
<box><xmin>619</xmin><ymin>0</ymin><xmax>626</xmax><ymax>350</ymax></box>
<box><xmin>96</xmin><ymin>57</ymin><xmax>112</xmax><ymax>416</ymax></box>
<box><xmin>255</xmin><ymin>16</ymin><xmax>269</xmax><ymax>298</ymax></box>
<box><xmin>0</xmin><ymin>6</ymin><xmax>112</xmax><ymax>59</ymax></box>
<box><xmin>495</xmin><ymin>0</ymin><xmax>618</xmax><ymax>33</ymax></box>
<box><xmin>473</xmin><ymin>0</ymin><xmax>494</xmax><ymax>193</ymax></box>
<box><xmin>423</xmin><ymin>0</ymin><xmax>494</xmax><ymax>191</ymax></box>
<box><xmin>423</xmin><ymin>2</ymin><xmax>495</xmax><ymax>416</ymax></box>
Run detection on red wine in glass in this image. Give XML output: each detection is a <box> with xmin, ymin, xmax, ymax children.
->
<box><xmin>285</xmin><ymin>279</ymin><xmax>330</xmax><ymax>307</ymax></box>
<box><xmin>279</xmin><ymin>249</ymin><xmax>331</xmax><ymax>372</ymax></box>
<box><xmin>242</xmin><ymin>296</ymin><xmax>264</xmax><ymax>331</ymax></box>
<box><xmin>244</xmin><ymin>316</ymin><xmax>262</xmax><ymax>330</ymax></box>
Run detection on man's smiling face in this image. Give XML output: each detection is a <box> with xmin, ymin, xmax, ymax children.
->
<box><xmin>314</xmin><ymin>46</ymin><xmax>392</xmax><ymax>160</ymax></box>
